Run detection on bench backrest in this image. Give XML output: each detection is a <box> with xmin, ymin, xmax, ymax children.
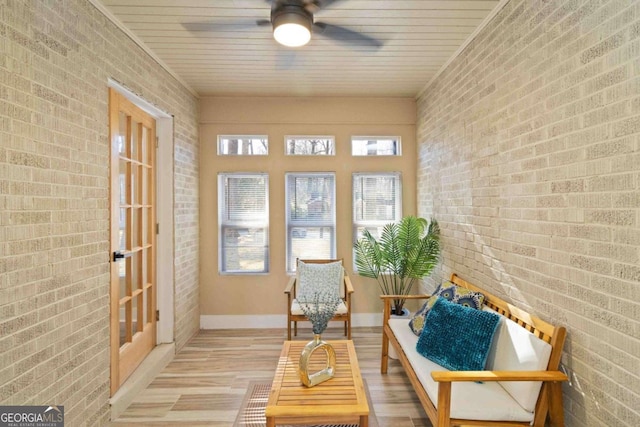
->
<box><xmin>449</xmin><ymin>273</ymin><xmax>566</xmax><ymax>373</ymax></box>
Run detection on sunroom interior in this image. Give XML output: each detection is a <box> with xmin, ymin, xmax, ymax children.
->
<box><xmin>1</xmin><ymin>1</ymin><xmax>639</xmax><ymax>426</ymax></box>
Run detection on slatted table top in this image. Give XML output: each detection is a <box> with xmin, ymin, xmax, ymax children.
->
<box><xmin>265</xmin><ymin>340</ymin><xmax>369</xmax><ymax>426</ymax></box>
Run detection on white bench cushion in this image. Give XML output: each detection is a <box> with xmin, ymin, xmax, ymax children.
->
<box><xmin>485</xmin><ymin>313</ymin><xmax>552</xmax><ymax>412</ymax></box>
<box><xmin>389</xmin><ymin>318</ymin><xmax>534</xmax><ymax>423</ymax></box>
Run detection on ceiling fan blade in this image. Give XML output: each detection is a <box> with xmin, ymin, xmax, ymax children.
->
<box><xmin>303</xmin><ymin>0</ymin><xmax>344</xmax><ymax>13</ymax></box>
<box><xmin>313</xmin><ymin>22</ymin><xmax>382</xmax><ymax>48</ymax></box>
<box><xmin>256</xmin><ymin>19</ymin><xmax>271</xmax><ymax>26</ymax></box>
<box><xmin>316</xmin><ymin>0</ymin><xmax>347</xmax><ymax>10</ymax></box>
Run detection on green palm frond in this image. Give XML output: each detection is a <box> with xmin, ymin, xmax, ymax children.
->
<box><xmin>353</xmin><ymin>216</ymin><xmax>440</xmax><ymax>313</ymax></box>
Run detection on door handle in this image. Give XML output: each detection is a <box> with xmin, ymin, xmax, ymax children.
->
<box><xmin>113</xmin><ymin>251</ymin><xmax>133</xmax><ymax>261</ymax></box>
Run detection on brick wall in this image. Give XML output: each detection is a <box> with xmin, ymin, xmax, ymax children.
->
<box><xmin>0</xmin><ymin>1</ymin><xmax>199</xmax><ymax>425</ymax></box>
<box><xmin>417</xmin><ymin>0</ymin><xmax>639</xmax><ymax>425</ymax></box>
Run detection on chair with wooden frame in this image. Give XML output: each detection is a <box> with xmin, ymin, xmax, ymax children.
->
<box><xmin>284</xmin><ymin>259</ymin><xmax>354</xmax><ymax>340</ymax></box>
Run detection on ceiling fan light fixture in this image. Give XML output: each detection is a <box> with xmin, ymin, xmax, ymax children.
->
<box><xmin>272</xmin><ymin>8</ymin><xmax>312</xmax><ymax>47</ymax></box>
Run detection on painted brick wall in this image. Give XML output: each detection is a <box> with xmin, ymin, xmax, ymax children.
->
<box><xmin>0</xmin><ymin>1</ymin><xmax>199</xmax><ymax>425</ymax></box>
<box><xmin>417</xmin><ymin>0</ymin><xmax>639</xmax><ymax>426</ymax></box>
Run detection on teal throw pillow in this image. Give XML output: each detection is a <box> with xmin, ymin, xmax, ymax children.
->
<box><xmin>416</xmin><ymin>297</ymin><xmax>501</xmax><ymax>372</ymax></box>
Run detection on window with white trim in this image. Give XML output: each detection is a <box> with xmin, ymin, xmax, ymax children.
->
<box><xmin>351</xmin><ymin>136</ymin><xmax>401</xmax><ymax>156</ymax></box>
<box><xmin>285</xmin><ymin>136</ymin><xmax>335</xmax><ymax>155</ymax></box>
<box><xmin>285</xmin><ymin>172</ymin><xmax>336</xmax><ymax>272</ymax></box>
<box><xmin>218</xmin><ymin>135</ymin><xmax>268</xmax><ymax>155</ymax></box>
<box><xmin>218</xmin><ymin>173</ymin><xmax>269</xmax><ymax>273</ymax></box>
<box><xmin>352</xmin><ymin>172</ymin><xmax>402</xmax><ymax>246</ymax></box>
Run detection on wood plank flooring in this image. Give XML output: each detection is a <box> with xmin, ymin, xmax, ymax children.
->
<box><xmin>110</xmin><ymin>327</ymin><xmax>432</xmax><ymax>427</ymax></box>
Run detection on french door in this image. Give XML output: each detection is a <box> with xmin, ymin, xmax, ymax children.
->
<box><xmin>109</xmin><ymin>88</ymin><xmax>157</xmax><ymax>395</ymax></box>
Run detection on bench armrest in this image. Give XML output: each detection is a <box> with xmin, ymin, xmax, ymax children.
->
<box><xmin>431</xmin><ymin>370</ymin><xmax>568</xmax><ymax>383</ymax></box>
<box><xmin>381</xmin><ymin>294</ymin><xmax>431</xmax><ymax>324</ymax></box>
<box><xmin>432</xmin><ymin>370</ymin><xmax>568</xmax><ymax>427</ymax></box>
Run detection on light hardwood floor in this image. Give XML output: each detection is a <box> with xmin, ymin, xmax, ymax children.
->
<box><xmin>110</xmin><ymin>326</ymin><xmax>432</xmax><ymax>427</ymax></box>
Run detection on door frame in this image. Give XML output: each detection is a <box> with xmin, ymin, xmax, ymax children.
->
<box><xmin>108</xmin><ymin>79</ymin><xmax>175</xmax><ymax>346</ymax></box>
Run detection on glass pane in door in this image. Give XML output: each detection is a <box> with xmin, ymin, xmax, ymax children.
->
<box><xmin>131</xmin><ymin>207</ymin><xmax>139</xmax><ymax>249</ymax></box>
<box><xmin>142</xmin><ymin>283</ymin><xmax>148</xmax><ymax>328</ymax></box>
<box><xmin>130</xmin><ymin>295</ymin><xmax>138</xmax><ymax>338</ymax></box>
<box><xmin>128</xmin><ymin>252</ymin><xmax>136</xmax><ymax>293</ymax></box>
<box><xmin>118</xmin><ymin>112</ymin><xmax>128</xmax><ymax>156</ymax></box>
<box><xmin>131</xmin><ymin>120</ymin><xmax>139</xmax><ymax>161</ymax></box>
<box><xmin>119</xmin><ymin>208</ymin><xmax>127</xmax><ymax>251</ymax></box>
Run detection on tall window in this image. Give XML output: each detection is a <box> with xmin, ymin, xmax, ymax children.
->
<box><xmin>285</xmin><ymin>173</ymin><xmax>336</xmax><ymax>272</ymax></box>
<box><xmin>353</xmin><ymin>172</ymin><xmax>402</xmax><ymax>244</ymax></box>
<box><xmin>218</xmin><ymin>173</ymin><xmax>269</xmax><ymax>274</ymax></box>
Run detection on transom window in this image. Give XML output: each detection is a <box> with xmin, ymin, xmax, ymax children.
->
<box><xmin>218</xmin><ymin>173</ymin><xmax>269</xmax><ymax>274</ymax></box>
<box><xmin>285</xmin><ymin>136</ymin><xmax>335</xmax><ymax>155</ymax></box>
<box><xmin>218</xmin><ymin>135</ymin><xmax>268</xmax><ymax>155</ymax></box>
<box><xmin>285</xmin><ymin>172</ymin><xmax>336</xmax><ymax>272</ymax></box>
<box><xmin>352</xmin><ymin>136</ymin><xmax>401</xmax><ymax>156</ymax></box>
<box><xmin>352</xmin><ymin>172</ymin><xmax>402</xmax><ymax>246</ymax></box>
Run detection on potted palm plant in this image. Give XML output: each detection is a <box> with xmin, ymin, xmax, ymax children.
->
<box><xmin>354</xmin><ymin>216</ymin><xmax>440</xmax><ymax>315</ymax></box>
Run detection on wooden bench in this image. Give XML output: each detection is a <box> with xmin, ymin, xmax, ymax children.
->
<box><xmin>381</xmin><ymin>273</ymin><xmax>568</xmax><ymax>427</ymax></box>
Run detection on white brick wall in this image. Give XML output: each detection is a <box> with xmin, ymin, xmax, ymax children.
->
<box><xmin>417</xmin><ymin>0</ymin><xmax>640</xmax><ymax>425</ymax></box>
<box><xmin>0</xmin><ymin>1</ymin><xmax>199</xmax><ymax>425</ymax></box>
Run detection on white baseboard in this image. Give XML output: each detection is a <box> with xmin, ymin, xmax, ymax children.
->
<box><xmin>200</xmin><ymin>313</ymin><xmax>382</xmax><ymax>329</ymax></box>
<box><xmin>110</xmin><ymin>342</ymin><xmax>175</xmax><ymax>420</ymax></box>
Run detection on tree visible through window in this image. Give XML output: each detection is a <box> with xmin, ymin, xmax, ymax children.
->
<box><xmin>286</xmin><ymin>136</ymin><xmax>335</xmax><ymax>155</ymax></box>
<box><xmin>218</xmin><ymin>135</ymin><xmax>268</xmax><ymax>155</ymax></box>
<box><xmin>285</xmin><ymin>173</ymin><xmax>336</xmax><ymax>272</ymax></box>
<box><xmin>218</xmin><ymin>173</ymin><xmax>269</xmax><ymax>273</ymax></box>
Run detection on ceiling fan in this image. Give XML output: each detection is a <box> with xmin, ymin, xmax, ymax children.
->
<box><xmin>257</xmin><ymin>0</ymin><xmax>382</xmax><ymax>48</ymax></box>
<box><xmin>183</xmin><ymin>0</ymin><xmax>382</xmax><ymax>50</ymax></box>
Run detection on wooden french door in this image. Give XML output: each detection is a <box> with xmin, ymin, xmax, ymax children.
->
<box><xmin>109</xmin><ymin>88</ymin><xmax>157</xmax><ymax>395</ymax></box>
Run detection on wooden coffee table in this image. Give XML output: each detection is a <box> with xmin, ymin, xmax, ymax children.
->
<box><xmin>265</xmin><ymin>340</ymin><xmax>369</xmax><ymax>427</ymax></box>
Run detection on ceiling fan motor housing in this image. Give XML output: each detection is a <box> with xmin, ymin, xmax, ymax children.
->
<box><xmin>272</xmin><ymin>4</ymin><xmax>314</xmax><ymax>32</ymax></box>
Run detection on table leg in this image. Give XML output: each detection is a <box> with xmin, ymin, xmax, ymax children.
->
<box><xmin>360</xmin><ymin>414</ymin><xmax>368</xmax><ymax>427</ymax></box>
<box><xmin>266</xmin><ymin>416</ymin><xmax>275</xmax><ymax>427</ymax></box>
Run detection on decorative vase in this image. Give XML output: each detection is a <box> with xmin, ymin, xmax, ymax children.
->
<box><xmin>298</xmin><ymin>334</ymin><xmax>336</xmax><ymax>387</ymax></box>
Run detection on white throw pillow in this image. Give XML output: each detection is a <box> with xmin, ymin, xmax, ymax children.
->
<box><xmin>296</xmin><ymin>260</ymin><xmax>343</xmax><ymax>302</ymax></box>
<box><xmin>486</xmin><ymin>314</ymin><xmax>552</xmax><ymax>413</ymax></box>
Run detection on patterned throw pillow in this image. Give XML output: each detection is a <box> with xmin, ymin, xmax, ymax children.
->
<box><xmin>296</xmin><ymin>260</ymin><xmax>343</xmax><ymax>302</ymax></box>
<box><xmin>408</xmin><ymin>280</ymin><xmax>486</xmax><ymax>336</ymax></box>
<box><xmin>434</xmin><ymin>280</ymin><xmax>486</xmax><ymax>309</ymax></box>
<box><xmin>408</xmin><ymin>297</ymin><xmax>436</xmax><ymax>336</ymax></box>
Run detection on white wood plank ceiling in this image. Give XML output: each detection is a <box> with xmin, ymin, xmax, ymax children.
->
<box><xmin>97</xmin><ymin>0</ymin><xmax>501</xmax><ymax>97</ymax></box>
